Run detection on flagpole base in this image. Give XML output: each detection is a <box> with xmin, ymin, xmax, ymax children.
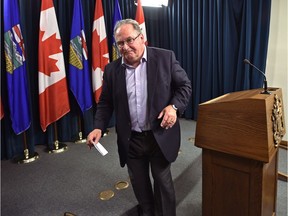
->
<box><xmin>48</xmin><ymin>140</ymin><xmax>68</xmax><ymax>154</ymax></box>
<box><xmin>75</xmin><ymin>131</ymin><xmax>87</xmax><ymax>144</ymax></box>
<box><xmin>103</xmin><ymin>129</ymin><xmax>109</xmax><ymax>137</ymax></box>
<box><xmin>15</xmin><ymin>149</ymin><xmax>40</xmax><ymax>164</ymax></box>
<box><xmin>75</xmin><ymin>138</ymin><xmax>87</xmax><ymax>144</ymax></box>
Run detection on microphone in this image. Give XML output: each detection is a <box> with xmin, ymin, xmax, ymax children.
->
<box><xmin>243</xmin><ymin>59</ymin><xmax>270</xmax><ymax>94</ymax></box>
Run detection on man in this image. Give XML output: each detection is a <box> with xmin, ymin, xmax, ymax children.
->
<box><xmin>87</xmin><ymin>19</ymin><xmax>192</xmax><ymax>216</ymax></box>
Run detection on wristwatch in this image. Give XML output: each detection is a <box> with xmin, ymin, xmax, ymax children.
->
<box><xmin>172</xmin><ymin>104</ymin><xmax>178</xmax><ymax>111</ymax></box>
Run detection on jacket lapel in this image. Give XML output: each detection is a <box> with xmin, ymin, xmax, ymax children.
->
<box><xmin>115</xmin><ymin>62</ymin><xmax>130</xmax><ymax>119</ymax></box>
<box><xmin>147</xmin><ymin>48</ymin><xmax>158</xmax><ymax>113</ymax></box>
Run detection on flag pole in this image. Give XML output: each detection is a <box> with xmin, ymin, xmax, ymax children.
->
<box><xmin>75</xmin><ymin>114</ymin><xmax>86</xmax><ymax>144</ymax></box>
<box><xmin>48</xmin><ymin>122</ymin><xmax>68</xmax><ymax>153</ymax></box>
<box><xmin>16</xmin><ymin>132</ymin><xmax>39</xmax><ymax>164</ymax></box>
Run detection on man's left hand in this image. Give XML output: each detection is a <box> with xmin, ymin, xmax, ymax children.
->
<box><xmin>158</xmin><ymin>105</ymin><xmax>177</xmax><ymax>129</ymax></box>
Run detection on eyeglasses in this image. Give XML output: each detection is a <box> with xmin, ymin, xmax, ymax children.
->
<box><xmin>116</xmin><ymin>33</ymin><xmax>141</xmax><ymax>48</ymax></box>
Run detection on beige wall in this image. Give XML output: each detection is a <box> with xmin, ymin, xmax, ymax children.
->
<box><xmin>266</xmin><ymin>0</ymin><xmax>287</xmax><ymax>140</ymax></box>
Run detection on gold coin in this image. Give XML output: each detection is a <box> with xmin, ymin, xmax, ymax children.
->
<box><xmin>64</xmin><ymin>212</ymin><xmax>77</xmax><ymax>216</ymax></box>
<box><xmin>99</xmin><ymin>190</ymin><xmax>114</xmax><ymax>201</ymax></box>
<box><xmin>115</xmin><ymin>181</ymin><xmax>129</xmax><ymax>190</ymax></box>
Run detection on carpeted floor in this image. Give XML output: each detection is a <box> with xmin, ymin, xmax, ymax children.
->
<box><xmin>1</xmin><ymin>119</ymin><xmax>287</xmax><ymax>216</ymax></box>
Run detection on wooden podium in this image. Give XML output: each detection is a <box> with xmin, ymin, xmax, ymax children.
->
<box><xmin>195</xmin><ymin>88</ymin><xmax>286</xmax><ymax>216</ymax></box>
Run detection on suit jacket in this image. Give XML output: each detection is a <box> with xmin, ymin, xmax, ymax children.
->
<box><xmin>94</xmin><ymin>47</ymin><xmax>192</xmax><ymax>167</ymax></box>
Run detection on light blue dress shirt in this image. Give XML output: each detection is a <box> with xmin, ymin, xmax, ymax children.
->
<box><xmin>123</xmin><ymin>47</ymin><xmax>150</xmax><ymax>132</ymax></box>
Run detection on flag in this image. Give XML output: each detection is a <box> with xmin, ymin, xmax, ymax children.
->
<box><xmin>0</xmin><ymin>97</ymin><xmax>4</xmax><ymax>120</ymax></box>
<box><xmin>92</xmin><ymin>0</ymin><xmax>110</xmax><ymax>103</ymax></box>
<box><xmin>38</xmin><ymin>0</ymin><xmax>70</xmax><ymax>132</ymax></box>
<box><xmin>3</xmin><ymin>0</ymin><xmax>31</xmax><ymax>134</ymax></box>
<box><xmin>135</xmin><ymin>0</ymin><xmax>148</xmax><ymax>45</ymax></box>
<box><xmin>69</xmin><ymin>0</ymin><xmax>93</xmax><ymax>111</ymax></box>
<box><xmin>112</xmin><ymin>0</ymin><xmax>123</xmax><ymax>61</ymax></box>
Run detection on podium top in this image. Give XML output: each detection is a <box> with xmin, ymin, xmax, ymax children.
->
<box><xmin>201</xmin><ymin>88</ymin><xmax>280</xmax><ymax>105</ymax></box>
<box><xmin>195</xmin><ymin>88</ymin><xmax>285</xmax><ymax>162</ymax></box>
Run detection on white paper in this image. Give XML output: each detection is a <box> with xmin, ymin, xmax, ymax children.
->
<box><xmin>93</xmin><ymin>142</ymin><xmax>108</xmax><ymax>156</ymax></box>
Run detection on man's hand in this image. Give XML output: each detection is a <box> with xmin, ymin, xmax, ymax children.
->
<box><xmin>158</xmin><ymin>105</ymin><xmax>177</xmax><ymax>129</ymax></box>
<box><xmin>86</xmin><ymin>129</ymin><xmax>102</xmax><ymax>149</ymax></box>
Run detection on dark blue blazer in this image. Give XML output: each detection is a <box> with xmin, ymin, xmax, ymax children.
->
<box><xmin>94</xmin><ymin>47</ymin><xmax>192</xmax><ymax>167</ymax></box>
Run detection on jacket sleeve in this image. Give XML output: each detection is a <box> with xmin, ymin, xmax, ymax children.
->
<box><xmin>93</xmin><ymin>66</ymin><xmax>114</xmax><ymax>133</ymax></box>
<box><xmin>169</xmin><ymin>50</ymin><xmax>192</xmax><ymax>115</ymax></box>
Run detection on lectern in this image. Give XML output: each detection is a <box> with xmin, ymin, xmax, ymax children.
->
<box><xmin>195</xmin><ymin>88</ymin><xmax>286</xmax><ymax>216</ymax></box>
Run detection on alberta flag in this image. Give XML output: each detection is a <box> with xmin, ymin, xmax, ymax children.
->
<box><xmin>69</xmin><ymin>0</ymin><xmax>93</xmax><ymax>111</ymax></box>
<box><xmin>3</xmin><ymin>0</ymin><xmax>31</xmax><ymax>134</ymax></box>
<box><xmin>92</xmin><ymin>0</ymin><xmax>109</xmax><ymax>103</ymax></box>
<box><xmin>38</xmin><ymin>0</ymin><xmax>70</xmax><ymax>132</ymax></box>
<box><xmin>112</xmin><ymin>0</ymin><xmax>123</xmax><ymax>61</ymax></box>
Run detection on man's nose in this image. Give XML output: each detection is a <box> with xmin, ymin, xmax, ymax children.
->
<box><xmin>122</xmin><ymin>42</ymin><xmax>130</xmax><ymax>50</ymax></box>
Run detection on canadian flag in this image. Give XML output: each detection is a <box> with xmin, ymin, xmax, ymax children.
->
<box><xmin>38</xmin><ymin>0</ymin><xmax>70</xmax><ymax>132</ymax></box>
<box><xmin>92</xmin><ymin>0</ymin><xmax>109</xmax><ymax>103</ymax></box>
<box><xmin>135</xmin><ymin>0</ymin><xmax>148</xmax><ymax>45</ymax></box>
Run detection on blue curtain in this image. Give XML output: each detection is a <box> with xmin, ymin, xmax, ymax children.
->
<box><xmin>144</xmin><ymin>0</ymin><xmax>271</xmax><ymax>119</ymax></box>
<box><xmin>1</xmin><ymin>0</ymin><xmax>271</xmax><ymax>159</ymax></box>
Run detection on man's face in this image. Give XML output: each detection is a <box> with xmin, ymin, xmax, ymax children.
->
<box><xmin>115</xmin><ymin>24</ymin><xmax>145</xmax><ymax>67</ymax></box>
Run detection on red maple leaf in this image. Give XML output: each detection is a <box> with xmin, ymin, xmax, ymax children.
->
<box><xmin>92</xmin><ymin>30</ymin><xmax>109</xmax><ymax>71</ymax></box>
<box><xmin>38</xmin><ymin>30</ymin><xmax>62</xmax><ymax>76</ymax></box>
<box><xmin>99</xmin><ymin>38</ymin><xmax>109</xmax><ymax>71</ymax></box>
<box><xmin>92</xmin><ymin>30</ymin><xmax>101</xmax><ymax>70</ymax></box>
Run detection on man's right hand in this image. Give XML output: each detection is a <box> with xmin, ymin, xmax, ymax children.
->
<box><xmin>86</xmin><ymin>129</ymin><xmax>102</xmax><ymax>149</ymax></box>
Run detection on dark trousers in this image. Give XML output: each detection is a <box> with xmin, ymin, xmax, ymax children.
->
<box><xmin>126</xmin><ymin>131</ymin><xmax>176</xmax><ymax>216</ymax></box>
